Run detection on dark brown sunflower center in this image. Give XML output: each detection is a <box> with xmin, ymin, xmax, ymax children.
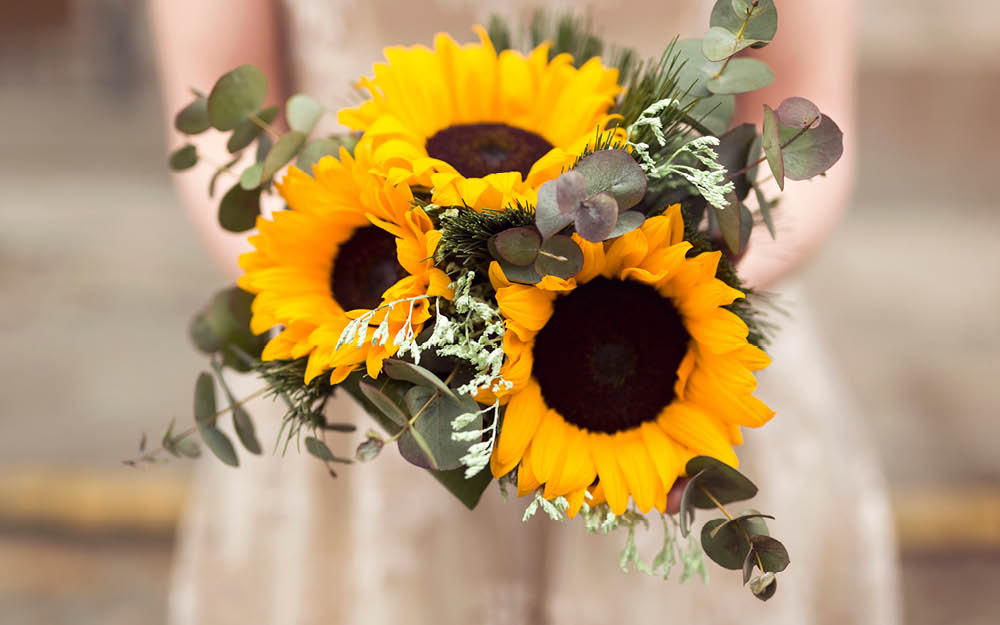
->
<box><xmin>531</xmin><ymin>278</ymin><xmax>691</xmax><ymax>434</ymax></box>
<box><xmin>425</xmin><ymin>123</ymin><xmax>554</xmax><ymax>179</ymax></box>
<box><xmin>331</xmin><ymin>226</ymin><xmax>406</xmax><ymax>311</ymax></box>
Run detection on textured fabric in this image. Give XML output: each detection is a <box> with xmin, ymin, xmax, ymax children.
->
<box><xmin>168</xmin><ymin>2</ymin><xmax>901</xmax><ymax>623</ymax></box>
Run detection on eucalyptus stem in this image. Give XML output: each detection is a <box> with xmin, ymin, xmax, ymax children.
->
<box><xmin>247</xmin><ymin>112</ymin><xmax>281</xmax><ymax>141</ymax></box>
<box><xmin>696</xmin><ymin>483</ymin><xmax>766</xmax><ymax>574</ymax></box>
<box><xmin>711</xmin><ymin>6</ymin><xmax>754</xmax><ymax>79</ymax></box>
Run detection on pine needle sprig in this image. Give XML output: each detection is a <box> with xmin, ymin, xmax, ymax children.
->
<box><xmin>435</xmin><ymin>204</ymin><xmax>535</xmax><ymax>274</ymax></box>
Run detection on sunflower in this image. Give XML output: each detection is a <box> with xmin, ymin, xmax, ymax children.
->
<box><xmin>237</xmin><ymin>146</ymin><xmax>451</xmax><ymax>385</ymax></box>
<box><xmin>486</xmin><ymin>205</ymin><xmax>774</xmax><ymax>517</ymax></box>
<box><xmin>338</xmin><ymin>27</ymin><xmax>624</xmax><ymax>209</ymax></box>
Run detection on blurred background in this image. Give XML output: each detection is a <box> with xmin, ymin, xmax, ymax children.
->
<box><xmin>1</xmin><ymin>1</ymin><xmax>997</xmax><ymax>623</ymax></box>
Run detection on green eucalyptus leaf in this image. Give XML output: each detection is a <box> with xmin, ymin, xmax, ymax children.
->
<box><xmin>750</xmin><ymin>534</ymin><xmax>790</xmax><ymax>573</ymax></box>
<box><xmin>174</xmin><ymin>97</ymin><xmax>210</xmax><ymax>135</ymax></box>
<box><xmin>357</xmin><ymin>381</ymin><xmax>408</xmax><ymax>427</ymax></box>
<box><xmin>219</xmin><ymin>287</ymin><xmax>268</xmax><ymax>371</ymax></box>
<box><xmin>207</xmin><ymin>65</ymin><xmax>268</xmax><ymax>131</ymax></box>
<box><xmin>197</xmin><ymin>422</ymin><xmax>239</xmax><ymax>467</ymax></box>
<box><xmin>232</xmin><ymin>405</ymin><xmax>261</xmax><ymax>455</ymax></box>
<box><xmin>492</xmin><ymin>227</ymin><xmax>541</xmax><ymax>266</ymax></box>
<box><xmin>574</xmin><ymin>192</ymin><xmax>619</xmax><ymax>242</ymax></box>
<box><xmin>356</xmin><ymin>432</ymin><xmax>385</xmax><ymax>462</ymax></box>
<box><xmin>776</xmin><ymin>96</ymin><xmax>821</xmax><ymax>129</ymax></box>
<box><xmin>683</xmin><ymin>456</ymin><xmax>759</xmax><ymax>508</ymax></box>
<box><xmin>674</xmin><ymin>39</ymin><xmax>723</xmax><ymax>98</ymax></box>
<box><xmin>754</xmin><ymin>186</ymin><xmax>777</xmax><ymax>238</ymax></box>
<box><xmin>746</xmin><ymin>133</ymin><xmax>763</xmax><ymax>183</ymax></box>
<box><xmin>534</xmin><ymin>235</ymin><xmax>584</xmax><ymax>279</ymax></box>
<box><xmin>714</xmin><ymin>123</ymin><xmax>758</xmax><ymax>200</ymax></box>
<box><xmin>701</xmin><ymin>518</ymin><xmax>748</xmax><ymax>570</ymax></box>
<box><xmin>429</xmin><ymin>465</ymin><xmax>493</xmax><ymax>510</ymax></box>
<box><xmin>679</xmin><ymin>472</ymin><xmax>701</xmax><ymax>536</ymax></box>
<box><xmin>382</xmin><ymin>359</ymin><xmax>459</xmax><ymax>402</ymax></box>
<box><xmin>702</xmin><ymin>26</ymin><xmax>763</xmax><ymax>62</ymax></box>
<box><xmin>174</xmin><ymin>437</ymin><xmax>201</xmax><ymax>459</ymax></box>
<box><xmin>169</xmin><ymin>144</ymin><xmax>198</xmax><ymax>171</ymax></box>
<box><xmin>261</xmin><ymin>130</ymin><xmax>308</xmax><ymax>180</ymax></box>
<box><xmin>296</xmin><ymin>137</ymin><xmax>344</xmax><ymax>172</ymax></box>
<box><xmin>778</xmin><ymin>115</ymin><xmax>844</xmax><ymax>180</ymax></box>
<box><xmin>497</xmin><ymin>259</ymin><xmax>542</xmax><ymax>284</ymax></box>
<box><xmin>240</xmin><ymin>163</ymin><xmax>264</xmax><ymax>190</ymax></box>
<box><xmin>706</xmin><ymin>58</ymin><xmax>774</xmax><ymax>95</ymax></box>
<box><xmin>193</xmin><ymin>372</ymin><xmax>216</xmax><ymax>424</ymax></box>
<box><xmin>761</xmin><ymin>104</ymin><xmax>785</xmax><ymax>190</ymax></box>
<box><xmin>607</xmin><ymin>210</ymin><xmax>645</xmax><ymax>239</ymax></box>
<box><xmin>743</xmin><ymin>548</ymin><xmax>757</xmax><ymax>584</ymax></box>
<box><xmin>750</xmin><ymin>572</ymin><xmax>777</xmax><ymax>600</ymax></box>
<box><xmin>711</xmin><ymin>0</ymin><xmax>778</xmax><ymax>46</ymax></box>
<box><xmin>686</xmin><ymin>94</ymin><xmax>734</xmax><ymax>136</ymax></box>
<box><xmin>535</xmin><ymin>179</ymin><xmax>573</xmax><ymax>240</ymax></box>
<box><xmin>711</xmin><ymin>191</ymin><xmax>743</xmax><ymax>254</ymax></box>
<box><xmin>732</xmin><ymin>0</ymin><xmax>772</xmax><ymax>20</ymax></box>
<box><xmin>226</xmin><ymin>106</ymin><xmax>278</xmax><ymax>154</ymax></box>
<box><xmin>738</xmin><ymin>201</ymin><xmax>753</xmax><ymax>252</ymax></box>
<box><xmin>398</xmin><ymin>386</ymin><xmax>482</xmax><ymax>471</ymax></box>
<box><xmin>573</xmin><ymin>150</ymin><xmax>647</xmax><ymax>210</ymax></box>
<box><xmin>255</xmin><ymin>134</ymin><xmax>273</xmax><ymax>163</ymax></box>
<box><xmin>286</xmin><ymin>93</ymin><xmax>324</xmax><ymax>133</ymax></box>
<box><xmin>305</xmin><ymin>436</ymin><xmax>350</xmax><ymax>463</ymax></box>
<box><xmin>218</xmin><ymin>183</ymin><xmax>260</xmax><ymax>232</ymax></box>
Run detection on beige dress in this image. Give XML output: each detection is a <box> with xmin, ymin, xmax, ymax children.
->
<box><xmin>168</xmin><ymin>2</ymin><xmax>900</xmax><ymax>623</ymax></box>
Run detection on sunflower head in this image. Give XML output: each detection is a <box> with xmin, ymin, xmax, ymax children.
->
<box><xmin>237</xmin><ymin>145</ymin><xmax>451</xmax><ymax>385</ymax></box>
<box><xmin>338</xmin><ymin>27</ymin><xmax>625</xmax><ymax>208</ymax></box>
<box><xmin>486</xmin><ymin>205</ymin><xmax>774</xmax><ymax>517</ymax></box>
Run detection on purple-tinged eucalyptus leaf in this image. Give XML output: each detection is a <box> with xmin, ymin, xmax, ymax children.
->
<box><xmin>491</xmin><ymin>227</ymin><xmax>541</xmax><ymax>266</ymax></box>
<box><xmin>778</xmin><ymin>115</ymin><xmax>844</xmax><ymax>180</ymax></box>
<box><xmin>535</xmin><ymin>179</ymin><xmax>573</xmax><ymax>240</ymax></box>
<box><xmin>556</xmin><ymin>170</ymin><xmax>587</xmax><ymax>217</ymax></box>
<box><xmin>607</xmin><ymin>211</ymin><xmax>645</xmax><ymax>239</ymax></box>
<box><xmin>574</xmin><ymin>193</ymin><xmax>619</xmax><ymax>242</ymax></box>
<box><xmin>573</xmin><ymin>149</ymin><xmax>648</xmax><ymax>210</ymax></box>
<box><xmin>776</xmin><ymin>97</ymin><xmax>821</xmax><ymax>129</ymax></box>
<box><xmin>750</xmin><ymin>535</ymin><xmax>790</xmax><ymax>573</ymax></box>
<box><xmin>761</xmin><ymin>104</ymin><xmax>785</xmax><ymax>190</ymax></box>
<box><xmin>533</xmin><ymin>235</ymin><xmax>584</xmax><ymax>280</ymax></box>
<box><xmin>706</xmin><ymin>58</ymin><xmax>774</xmax><ymax>95</ymax></box>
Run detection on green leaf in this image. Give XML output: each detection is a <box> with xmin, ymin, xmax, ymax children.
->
<box><xmin>714</xmin><ymin>123</ymin><xmax>758</xmax><ymax>200</ymax></box>
<box><xmin>397</xmin><ymin>387</ymin><xmax>482</xmax><ymax>471</ymax></box>
<box><xmin>683</xmin><ymin>456</ymin><xmax>759</xmax><ymax>508</ymax></box>
<box><xmin>674</xmin><ymin>39</ymin><xmax>724</xmax><ymax>98</ymax></box>
<box><xmin>240</xmin><ymin>163</ymin><xmax>264</xmax><ymax>190</ymax></box>
<box><xmin>534</xmin><ymin>235</ymin><xmax>584</xmax><ymax>280</ymax></box>
<box><xmin>491</xmin><ymin>227</ymin><xmax>541</xmax><ymax>266</ymax></box>
<box><xmin>749</xmin><ymin>572</ymin><xmax>778</xmax><ymax>600</ymax></box>
<box><xmin>535</xmin><ymin>179</ymin><xmax>573</xmax><ymax>240</ymax></box>
<box><xmin>174</xmin><ymin>437</ymin><xmax>201</xmax><ymax>459</ymax></box>
<box><xmin>207</xmin><ymin>65</ymin><xmax>268</xmax><ymax>131</ymax></box>
<box><xmin>305</xmin><ymin>436</ymin><xmax>350</xmax><ymax>463</ymax></box>
<box><xmin>687</xmin><ymin>94</ymin><xmax>734</xmax><ymax>136</ymax></box>
<box><xmin>607</xmin><ymin>210</ymin><xmax>645</xmax><ymax>239</ymax></box>
<box><xmin>218</xmin><ymin>183</ymin><xmax>260</xmax><ymax>232</ymax></box>
<box><xmin>168</xmin><ymin>144</ymin><xmax>198</xmax><ymax>171</ymax></box>
<box><xmin>381</xmin><ymin>359</ymin><xmax>459</xmax><ymax>402</ymax></box>
<box><xmin>232</xmin><ymin>405</ymin><xmax>261</xmax><ymax>455</ymax></box>
<box><xmin>255</xmin><ymin>134</ymin><xmax>273</xmax><ymax>163</ymax></box>
<box><xmin>209</xmin><ymin>154</ymin><xmax>242</xmax><ymax>198</ymax></box>
<box><xmin>732</xmin><ymin>0</ymin><xmax>773</xmax><ymax>20</ymax></box>
<box><xmin>778</xmin><ymin>115</ymin><xmax>844</xmax><ymax>180</ymax></box>
<box><xmin>750</xmin><ymin>534</ymin><xmax>790</xmax><ymax>573</ymax></box>
<box><xmin>711</xmin><ymin>190</ymin><xmax>743</xmax><ymax>254</ymax></box>
<box><xmin>193</xmin><ymin>372</ymin><xmax>216</xmax><ymax>424</ymax></box>
<box><xmin>706</xmin><ymin>58</ymin><xmax>774</xmax><ymax>95</ymax></box>
<box><xmin>755</xmin><ymin>186</ymin><xmax>776</xmax><ymax>239</ymax></box>
<box><xmin>711</xmin><ymin>0</ymin><xmax>778</xmax><ymax>46</ymax></box>
<box><xmin>496</xmin><ymin>259</ymin><xmax>542</xmax><ymax>284</ymax></box>
<box><xmin>428</xmin><ymin>465</ymin><xmax>493</xmax><ymax>510</ymax></box>
<box><xmin>701</xmin><ymin>511</ymin><xmax>770</xmax><ymax>570</ymax></box>
<box><xmin>197</xmin><ymin>422</ymin><xmax>239</xmax><ymax>467</ymax></box>
<box><xmin>296</xmin><ymin>137</ymin><xmax>344</xmax><ymax>172</ymax></box>
<box><xmin>260</xmin><ymin>130</ymin><xmax>308</xmax><ymax>180</ymax></box>
<box><xmin>286</xmin><ymin>93</ymin><xmax>324</xmax><ymax>133</ymax></box>
<box><xmin>357</xmin><ymin>381</ymin><xmax>408</xmax><ymax>427</ymax></box>
<box><xmin>189</xmin><ymin>287</ymin><xmax>268</xmax><ymax>371</ymax></box>
<box><xmin>355</xmin><ymin>433</ymin><xmax>385</xmax><ymax>462</ymax></box>
<box><xmin>174</xmin><ymin>97</ymin><xmax>210</xmax><ymax>135</ymax></box>
<box><xmin>761</xmin><ymin>104</ymin><xmax>785</xmax><ymax>190</ymax></box>
<box><xmin>573</xmin><ymin>150</ymin><xmax>647</xmax><ymax>210</ymax></box>
<box><xmin>702</xmin><ymin>26</ymin><xmax>763</xmax><ymax>62</ymax></box>
<box><xmin>226</xmin><ymin>106</ymin><xmax>278</xmax><ymax>153</ymax></box>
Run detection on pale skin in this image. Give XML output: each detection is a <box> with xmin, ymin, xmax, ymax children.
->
<box><xmin>150</xmin><ymin>0</ymin><xmax>856</xmax><ymax>288</ymax></box>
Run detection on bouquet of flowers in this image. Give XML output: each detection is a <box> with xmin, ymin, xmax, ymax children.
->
<box><xmin>139</xmin><ymin>0</ymin><xmax>843</xmax><ymax>601</ymax></box>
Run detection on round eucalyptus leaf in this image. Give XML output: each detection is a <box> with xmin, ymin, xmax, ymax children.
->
<box><xmin>683</xmin><ymin>455</ymin><xmax>759</xmax><ymax>508</ymax></box>
<box><xmin>207</xmin><ymin>65</ymin><xmax>268</xmax><ymax>131</ymax></box>
<box><xmin>535</xmin><ymin>179</ymin><xmax>573</xmax><ymax>240</ymax></box>
<box><xmin>732</xmin><ymin>0</ymin><xmax>772</xmax><ymax>18</ymax></box>
<box><xmin>749</xmin><ymin>572</ymin><xmax>778</xmax><ymax>600</ymax></box>
<box><xmin>218</xmin><ymin>183</ymin><xmax>260</xmax><ymax>232</ymax></box>
<box><xmin>232</xmin><ymin>405</ymin><xmax>261</xmax><ymax>455</ymax></box>
<box><xmin>382</xmin><ymin>359</ymin><xmax>459</xmax><ymax>402</ymax></box>
<box><xmin>197</xmin><ymin>421</ymin><xmax>238</xmax><ymax>467</ymax></box>
<box><xmin>778</xmin><ymin>115</ymin><xmax>844</xmax><ymax>180</ymax></box>
<box><xmin>296</xmin><ymin>137</ymin><xmax>343</xmax><ymax>172</ymax></box>
<box><xmin>714</xmin><ymin>123</ymin><xmax>758</xmax><ymax>200</ymax></box>
<box><xmin>260</xmin><ymin>130</ymin><xmax>308</xmax><ymax>180</ymax></box>
<box><xmin>355</xmin><ymin>434</ymin><xmax>384</xmax><ymax>462</ymax></box>
<box><xmin>226</xmin><ymin>105</ymin><xmax>278</xmax><ymax>153</ymax></box>
<box><xmin>357</xmin><ymin>380</ymin><xmax>409</xmax><ymax>427</ymax></box>
<box><xmin>174</xmin><ymin>97</ymin><xmax>210</xmax><ymax>135</ymax></box>
<box><xmin>398</xmin><ymin>386</ymin><xmax>482</xmax><ymax>471</ymax></box>
<box><xmin>497</xmin><ymin>259</ymin><xmax>542</xmax><ymax>284</ymax></box>
<box><xmin>240</xmin><ymin>163</ymin><xmax>264</xmax><ymax>190</ymax></box>
<box><xmin>701</xmin><ymin>518</ymin><xmax>750</xmax><ymax>570</ymax></box>
<box><xmin>574</xmin><ymin>193</ymin><xmax>619</xmax><ymax>242</ymax></box>
<box><xmin>168</xmin><ymin>144</ymin><xmax>198</xmax><ymax>171</ymax></box>
<box><xmin>607</xmin><ymin>210</ymin><xmax>645</xmax><ymax>239</ymax></box>
<box><xmin>573</xmin><ymin>149</ymin><xmax>648</xmax><ymax>210</ymax></box>
<box><xmin>706</xmin><ymin>58</ymin><xmax>774</xmax><ymax>95</ymax></box>
<box><xmin>193</xmin><ymin>372</ymin><xmax>216</xmax><ymax>424</ymax></box>
<box><xmin>492</xmin><ymin>227</ymin><xmax>541</xmax><ymax>266</ymax></box>
<box><xmin>711</xmin><ymin>0</ymin><xmax>777</xmax><ymax>45</ymax></box>
<box><xmin>702</xmin><ymin>26</ymin><xmax>762</xmax><ymax>62</ymax></box>
<box><xmin>776</xmin><ymin>97</ymin><xmax>821</xmax><ymax>129</ymax></box>
<box><xmin>534</xmin><ymin>235</ymin><xmax>584</xmax><ymax>279</ymax></box>
<box><xmin>761</xmin><ymin>104</ymin><xmax>785</xmax><ymax>190</ymax></box>
<box><xmin>750</xmin><ymin>534</ymin><xmax>790</xmax><ymax>573</ymax></box>
<box><xmin>286</xmin><ymin>93</ymin><xmax>324</xmax><ymax>133</ymax></box>
<box><xmin>686</xmin><ymin>93</ymin><xmax>735</xmax><ymax>136</ymax></box>
<box><xmin>673</xmin><ymin>39</ymin><xmax>723</xmax><ymax>98</ymax></box>
<box><xmin>556</xmin><ymin>170</ymin><xmax>587</xmax><ymax>217</ymax></box>
<box><xmin>305</xmin><ymin>436</ymin><xmax>350</xmax><ymax>463</ymax></box>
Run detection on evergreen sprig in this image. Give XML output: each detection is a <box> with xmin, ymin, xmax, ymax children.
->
<box><xmin>435</xmin><ymin>204</ymin><xmax>535</xmax><ymax>275</ymax></box>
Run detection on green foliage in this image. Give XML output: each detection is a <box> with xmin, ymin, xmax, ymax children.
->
<box><xmin>168</xmin><ymin>144</ymin><xmax>198</xmax><ymax>171</ymax></box>
<box><xmin>174</xmin><ymin>97</ymin><xmax>210</xmax><ymax>135</ymax></box>
<box><xmin>706</xmin><ymin>58</ymin><xmax>774</xmax><ymax>95</ymax></box>
<box><xmin>189</xmin><ymin>286</ymin><xmax>268</xmax><ymax>372</ymax></box>
<box><xmin>710</xmin><ymin>0</ymin><xmax>778</xmax><ymax>48</ymax></box>
<box><xmin>286</xmin><ymin>93</ymin><xmax>324</xmax><ymax>133</ymax></box>
<box><xmin>218</xmin><ymin>183</ymin><xmax>260</xmax><ymax>232</ymax></box>
<box><xmin>226</xmin><ymin>106</ymin><xmax>277</xmax><ymax>153</ymax></box>
<box><xmin>260</xmin><ymin>130</ymin><xmax>307</xmax><ymax>180</ymax></box>
<box><xmin>435</xmin><ymin>204</ymin><xmax>535</xmax><ymax>274</ymax></box>
<box><xmin>207</xmin><ymin>65</ymin><xmax>268</xmax><ymax>131</ymax></box>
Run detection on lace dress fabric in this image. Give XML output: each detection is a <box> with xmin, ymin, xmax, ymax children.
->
<box><xmin>168</xmin><ymin>2</ymin><xmax>901</xmax><ymax>623</ymax></box>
